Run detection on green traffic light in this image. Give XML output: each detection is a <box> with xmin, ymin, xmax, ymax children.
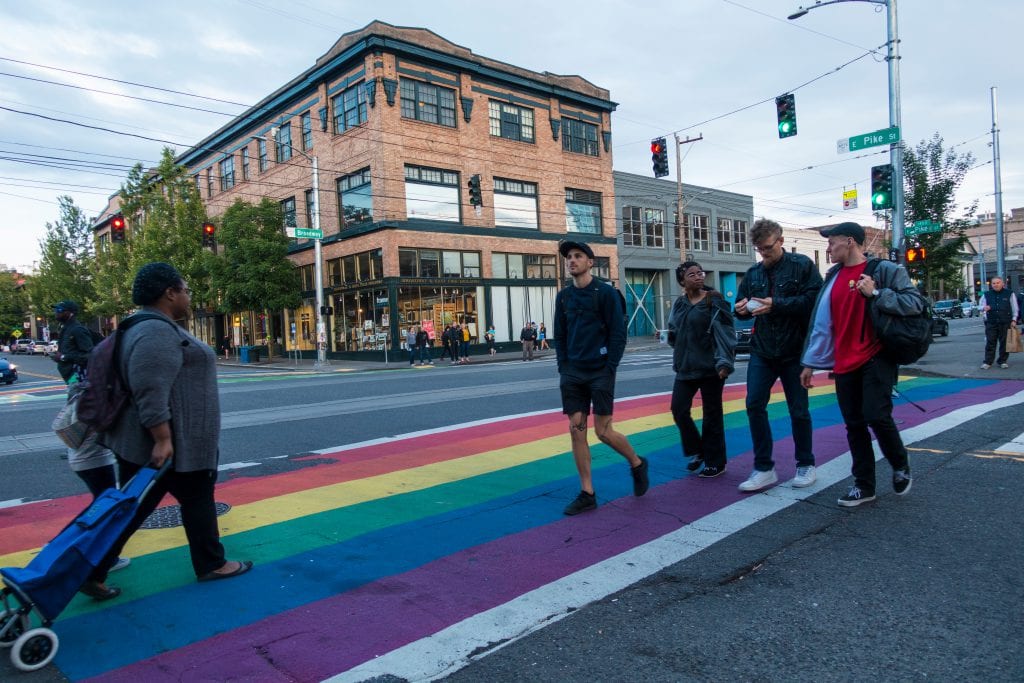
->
<box><xmin>872</xmin><ymin>192</ymin><xmax>889</xmax><ymax>207</ymax></box>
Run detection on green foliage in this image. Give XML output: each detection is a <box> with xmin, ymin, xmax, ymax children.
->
<box><xmin>28</xmin><ymin>196</ymin><xmax>97</xmax><ymax>322</ymax></box>
<box><xmin>93</xmin><ymin>147</ymin><xmax>213</xmax><ymax>314</ymax></box>
<box><xmin>901</xmin><ymin>133</ymin><xmax>976</xmax><ymax>294</ymax></box>
<box><xmin>0</xmin><ymin>271</ymin><xmax>29</xmax><ymax>339</ymax></box>
<box><xmin>211</xmin><ymin>198</ymin><xmax>301</xmax><ymax>313</ymax></box>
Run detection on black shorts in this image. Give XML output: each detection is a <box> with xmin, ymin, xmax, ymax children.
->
<box><xmin>560</xmin><ymin>365</ymin><xmax>616</xmax><ymax>417</ymax></box>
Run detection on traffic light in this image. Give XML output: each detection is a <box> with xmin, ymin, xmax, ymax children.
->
<box><xmin>905</xmin><ymin>246</ymin><xmax>926</xmax><ymax>263</ymax></box>
<box><xmin>871</xmin><ymin>164</ymin><xmax>894</xmax><ymax>210</ymax></box>
<box><xmin>468</xmin><ymin>174</ymin><xmax>482</xmax><ymax>206</ymax></box>
<box><xmin>202</xmin><ymin>222</ymin><xmax>216</xmax><ymax>248</ymax></box>
<box><xmin>651</xmin><ymin>137</ymin><xmax>669</xmax><ymax>178</ymax></box>
<box><xmin>110</xmin><ymin>214</ymin><xmax>125</xmax><ymax>242</ymax></box>
<box><xmin>775</xmin><ymin>93</ymin><xmax>797</xmax><ymax>138</ymax></box>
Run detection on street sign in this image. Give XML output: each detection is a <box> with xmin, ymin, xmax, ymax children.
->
<box><xmin>842</xmin><ymin>189</ymin><xmax>858</xmax><ymax>210</ymax></box>
<box><xmin>837</xmin><ymin>126</ymin><xmax>900</xmax><ymax>154</ymax></box>
<box><xmin>905</xmin><ymin>220</ymin><xmax>941</xmax><ymax>237</ymax></box>
<box><xmin>286</xmin><ymin>227</ymin><xmax>323</xmax><ymax>239</ymax></box>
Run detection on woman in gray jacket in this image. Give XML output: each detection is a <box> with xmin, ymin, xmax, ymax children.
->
<box><xmin>80</xmin><ymin>262</ymin><xmax>251</xmax><ymax>601</ymax></box>
<box><xmin>667</xmin><ymin>262</ymin><xmax>737</xmax><ymax>479</ymax></box>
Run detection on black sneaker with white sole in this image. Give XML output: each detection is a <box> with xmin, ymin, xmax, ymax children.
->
<box><xmin>893</xmin><ymin>467</ymin><xmax>912</xmax><ymax>495</ymax></box>
<box><xmin>686</xmin><ymin>455</ymin><xmax>704</xmax><ymax>472</ymax></box>
<box><xmin>838</xmin><ymin>485</ymin><xmax>876</xmax><ymax>507</ymax></box>
<box><xmin>698</xmin><ymin>464</ymin><xmax>726</xmax><ymax>479</ymax></box>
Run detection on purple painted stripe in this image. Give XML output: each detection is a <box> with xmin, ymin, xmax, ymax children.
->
<box><xmin>89</xmin><ymin>379</ymin><xmax>1018</xmax><ymax>682</ymax></box>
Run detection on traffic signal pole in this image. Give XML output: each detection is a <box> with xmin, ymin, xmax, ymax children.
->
<box><xmin>673</xmin><ymin>133</ymin><xmax>703</xmax><ymax>262</ymax></box>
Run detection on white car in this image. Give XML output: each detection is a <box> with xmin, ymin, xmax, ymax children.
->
<box><xmin>12</xmin><ymin>339</ymin><xmax>36</xmax><ymax>354</ymax></box>
<box><xmin>44</xmin><ymin>340</ymin><xmax>59</xmax><ymax>354</ymax></box>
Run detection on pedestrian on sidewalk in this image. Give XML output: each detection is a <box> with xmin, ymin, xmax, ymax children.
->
<box><xmin>979</xmin><ymin>276</ymin><xmax>1019</xmax><ymax>369</ymax></box>
<box><xmin>667</xmin><ymin>262</ymin><xmax>736</xmax><ymax>479</ymax></box>
<box><xmin>554</xmin><ymin>240</ymin><xmax>649</xmax><ymax>515</ymax></box>
<box><xmin>520</xmin><ymin>322</ymin><xmax>536</xmax><ymax>361</ymax></box>
<box><xmin>449</xmin><ymin>322</ymin><xmax>462</xmax><ymax>363</ymax></box>
<box><xmin>800</xmin><ymin>223</ymin><xmax>921</xmax><ymax>507</ymax></box>
<box><xmin>81</xmin><ymin>262</ymin><xmax>252</xmax><ymax>601</ymax></box>
<box><xmin>416</xmin><ymin>325</ymin><xmax>433</xmax><ymax>365</ymax></box>
<box><xmin>734</xmin><ymin>219</ymin><xmax>823</xmax><ymax>492</ymax></box>
<box><xmin>485</xmin><ymin>325</ymin><xmax>496</xmax><ymax>356</ymax></box>
<box><xmin>460</xmin><ymin>324</ymin><xmax>471</xmax><ymax>364</ymax></box>
<box><xmin>538</xmin><ymin>323</ymin><xmax>549</xmax><ymax>350</ymax></box>
<box><xmin>440</xmin><ymin>324</ymin><xmax>452</xmax><ymax>361</ymax></box>
<box><xmin>52</xmin><ymin>300</ymin><xmax>131</xmax><ymax>574</ymax></box>
<box><xmin>406</xmin><ymin>326</ymin><xmax>418</xmax><ymax>365</ymax></box>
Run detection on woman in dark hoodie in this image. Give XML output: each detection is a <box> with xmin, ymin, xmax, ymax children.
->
<box><xmin>667</xmin><ymin>261</ymin><xmax>737</xmax><ymax>478</ymax></box>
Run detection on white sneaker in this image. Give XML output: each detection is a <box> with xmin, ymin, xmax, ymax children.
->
<box><xmin>980</xmin><ymin>363</ymin><xmax>991</xmax><ymax>369</ymax></box>
<box><xmin>791</xmin><ymin>465</ymin><xmax>817</xmax><ymax>488</ymax></box>
<box><xmin>738</xmin><ymin>468</ymin><xmax>778</xmax><ymax>492</ymax></box>
<box><xmin>1000</xmin><ymin>363</ymin><xmax>1009</xmax><ymax>369</ymax></box>
<box><xmin>109</xmin><ymin>557</ymin><xmax>131</xmax><ymax>573</ymax></box>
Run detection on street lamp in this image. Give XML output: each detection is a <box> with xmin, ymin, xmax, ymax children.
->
<box><xmin>788</xmin><ymin>0</ymin><xmax>905</xmax><ymax>260</ymax></box>
<box><xmin>255</xmin><ymin>129</ymin><xmax>330</xmax><ymax>370</ymax></box>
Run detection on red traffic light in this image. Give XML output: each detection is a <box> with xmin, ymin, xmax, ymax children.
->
<box><xmin>203</xmin><ymin>222</ymin><xmax>215</xmax><ymax>235</ymax></box>
<box><xmin>111</xmin><ymin>215</ymin><xmax>124</xmax><ymax>230</ymax></box>
<box><xmin>650</xmin><ymin>140</ymin><xmax>664</xmax><ymax>155</ymax></box>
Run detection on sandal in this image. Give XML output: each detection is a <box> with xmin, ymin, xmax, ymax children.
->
<box><xmin>198</xmin><ymin>560</ymin><xmax>253</xmax><ymax>582</ymax></box>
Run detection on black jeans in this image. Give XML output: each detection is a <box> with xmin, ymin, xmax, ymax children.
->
<box><xmin>984</xmin><ymin>322</ymin><xmax>1010</xmax><ymax>365</ymax></box>
<box><xmin>670</xmin><ymin>375</ymin><xmax>727</xmax><ymax>469</ymax></box>
<box><xmin>75</xmin><ymin>464</ymin><xmax>116</xmax><ymax>499</ymax></box>
<box><xmin>745</xmin><ymin>354</ymin><xmax>815</xmax><ymax>471</ymax></box>
<box><xmin>90</xmin><ymin>459</ymin><xmax>226</xmax><ymax>582</ymax></box>
<box><xmin>833</xmin><ymin>356</ymin><xmax>909</xmax><ymax>494</ymax></box>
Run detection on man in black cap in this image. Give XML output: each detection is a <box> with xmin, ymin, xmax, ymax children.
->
<box><xmin>554</xmin><ymin>240</ymin><xmax>648</xmax><ymax>515</ymax></box>
<box><xmin>800</xmin><ymin>222</ymin><xmax>924</xmax><ymax>507</ymax></box>
<box><xmin>52</xmin><ymin>300</ymin><xmax>94</xmax><ymax>382</ymax></box>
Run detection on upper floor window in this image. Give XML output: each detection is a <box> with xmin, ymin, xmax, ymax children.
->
<box><xmin>332</xmin><ymin>83</ymin><xmax>367</xmax><ymax>133</ymax></box>
<box><xmin>275</xmin><ymin>123</ymin><xmax>293</xmax><ymax>163</ymax></box>
<box><xmin>241</xmin><ymin>148</ymin><xmax>250</xmax><ymax>181</ymax></box>
<box><xmin>717</xmin><ymin>217</ymin><xmax>749</xmax><ymax>255</ymax></box>
<box><xmin>257</xmin><ymin>138</ymin><xmax>268</xmax><ymax>172</ymax></box>
<box><xmin>489</xmin><ymin>101</ymin><xmax>534</xmax><ymax>143</ymax></box>
<box><xmin>206</xmin><ymin>170</ymin><xmax>214</xmax><ymax>198</ymax></box>
<box><xmin>405</xmin><ymin>165</ymin><xmax>459</xmax><ymax>222</ymax></box>
<box><xmin>400</xmin><ymin>79</ymin><xmax>456</xmax><ymax>128</ymax></box>
<box><xmin>281</xmin><ymin>197</ymin><xmax>296</xmax><ymax>229</ymax></box>
<box><xmin>623</xmin><ymin>207</ymin><xmax>664</xmax><ymax>248</ymax></box>
<box><xmin>565</xmin><ymin>188</ymin><xmax>602</xmax><ymax>234</ymax></box>
<box><xmin>685</xmin><ymin>212</ymin><xmax>710</xmax><ymax>252</ymax></box>
<box><xmin>400</xmin><ymin>248</ymin><xmax>480</xmax><ymax>278</ymax></box>
<box><xmin>493</xmin><ymin>177</ymin><xmax>539</xmax><ymax>230</ymax></box>
<box><xmin>337</xmin><ymin>167</ymin><xmax>373</xmax><ymax>227</ymax></box>
<box><xmin>219</xmin><ymin>156</ymin><xmax>235</xmax><ymax>191</ymax></box>
<box><xmin>562</xmin><ymin>118</ymin><xmax>599</xmax><ymax>157</ymax></box>
<box><xmin>301</xmin><ymin>111</ymin><xmax>312</xmax><ymax>150</ymax></box>
<box><xmin>304</xmin><ymin>189</ymin><xmax>315</xmax><ymax>230</ymax></box>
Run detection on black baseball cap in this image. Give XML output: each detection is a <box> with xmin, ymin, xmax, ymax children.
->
<box><xmin>559</xmin><ymin>240</ymin><xmax>595</xmax><ymax>259</ymax></box>
<box><xmin>53</xmin><ymin>300</ymin><xmax>79</xmax><ymax>313</ymax></box>
<box><xmin>819</xmin><ymin>222</ymin><xmax>865</xmax><ymax>245</ymax></box>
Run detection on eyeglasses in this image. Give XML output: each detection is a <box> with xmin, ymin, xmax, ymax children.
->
<box><xmin>754</xmin><ymin>239</ymin><xmax>780</xmax><ymax>254</ymax></box>
<box><xmin>684</xmin><ymin>270</ymin><xmax>706</xmax><ymax>279</ymax></box>
<box><xmin>173</xmin><ymin>286</ymin><xmax>192</xmax><ymax>296</ymax></box>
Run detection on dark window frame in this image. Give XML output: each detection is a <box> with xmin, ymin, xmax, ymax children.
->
<box><xmin>400</xmin><ymin>78</ymin><xmax>457</xmax><ymax>128</ymax></box>
<box><xmin>561</xmin><ymin>117</ymin><xmax>599</xmax><ymax>157</ymax></box>
<box><xmin>488</xmin><ymin>100</ymin><xmax>535</xmax><ymax>143</ymax></box>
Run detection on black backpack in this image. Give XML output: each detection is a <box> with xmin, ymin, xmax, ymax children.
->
<box><xmin>862</xmin><ymin>259</ymin><xmax>932</xmax><ymax>365</ymax></box>
<box><xmin>77</xmin><ymin>313</ymin><xmax>177</xmax><ymax>432</ymax></box>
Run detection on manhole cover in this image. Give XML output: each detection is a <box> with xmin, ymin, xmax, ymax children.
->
<box><xmin>140</xmin><ymin>502</ymin><xmax>232</xmax><ymax>529</ymax></box>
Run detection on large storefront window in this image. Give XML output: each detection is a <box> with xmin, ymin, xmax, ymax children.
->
<box><xmin>391</xmin><ymin>285</ymin><xmax>484</xmax><ymax>350</ymax></box>
<box><xmin>333</xmin><ymin>288</ymin><xmax>393</xmax><ymax>352</ymax></box>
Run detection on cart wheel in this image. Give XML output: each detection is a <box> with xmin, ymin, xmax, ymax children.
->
<box><xmin>10</xmin><ymin>628</ymin><xmax>59</xmax><ymax>672</ymax></box>
<box><xmin>0</xmin><ymin>608</ymin><xmax>28</xmax><ymax>648</ymax></box>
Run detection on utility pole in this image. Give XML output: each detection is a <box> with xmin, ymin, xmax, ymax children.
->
<box><xmin>991</xmin><ymin>86</ymin><xmax>1005</xmax><ymax>279</ymax></box>
<box><xmin>674</xmin><ymin>133</ymin><xmax>703</xmax><ymax>261</ymax></box>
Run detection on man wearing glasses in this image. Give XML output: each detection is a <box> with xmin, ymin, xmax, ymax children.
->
<box><xmin>735</xmin><ymin>219</ymin><xmax>823</xmax><ymax>492</ymax></box>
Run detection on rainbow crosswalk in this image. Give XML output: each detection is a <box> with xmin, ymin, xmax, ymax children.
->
<box><xmin>1</xmin><ymin>376</ymin><xmax>1020</xmax><ymax>681</ymax></box>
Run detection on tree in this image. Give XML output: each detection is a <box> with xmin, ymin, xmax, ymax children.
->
<box><xmin>901</xmin><ymin>133</ymin><xmax>976</xmax><ymax>297</ymax></box>
<box><xmin>93</xmin><ymin>147</ymin><xmax>213</xmax><ymax>316</ymax></box>
<box><xmin>211</xmin><ymin>198</ymin><xmax>301</xmax><ymax>358</ymax></box>
<box><xmin>29</xmin><ymin>196</ymin><xmax>97</xmax><ymax>328</ymax></box>
<box><xmin>0</xmin><ymin>271</ymin><xmax>29</xmax><ymax>342</ymax></box>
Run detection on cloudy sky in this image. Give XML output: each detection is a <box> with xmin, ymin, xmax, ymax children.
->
<box><xmin>1</xmin><ymin>0</ymin><xmax>1018</xmax><ymax>271</ymax></box>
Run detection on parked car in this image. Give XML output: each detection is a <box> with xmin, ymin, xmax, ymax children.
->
<box><xmin>930</xmin><ymin>311</ymin><xmax>949</xmax><ymax>337</ymax></box>
<box><xmin>933</xmin><ymin>299</ymin><xmax>960</xmax><ymax>319</ymax></box>
<box><xmin>12</xmin><ymin>339</ymin><xmax>37</xmax><ymax>354</ymax></box>
<box><xmin>734</xmin><ymin>317</ymin><xmax>753</xmax><ymax>355</ymax></box>
<box><xmin>44</xmin><ymin>340</ymin><xmax>59</xmax><ymax>355</ymax></box>
<box><xmin>960</xmin><ymin>301</ymin><xmax>977</xmax><ymax>318</ymax></box>
<box><xmin>0</xmin><ymin>357</ymin><xmax>17</xmax><ymax>384</ymax></box>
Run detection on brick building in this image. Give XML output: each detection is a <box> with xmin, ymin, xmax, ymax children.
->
<box><xmin>176</xmin><ymin>21</ymin><xmax>618</xmax><ymax>357</ymax></box>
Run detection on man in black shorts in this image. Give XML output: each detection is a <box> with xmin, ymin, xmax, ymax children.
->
<box><xmin>554</xmin><ymin>240</ymin><xmax>649</xmax><ymax>515</ymax></box>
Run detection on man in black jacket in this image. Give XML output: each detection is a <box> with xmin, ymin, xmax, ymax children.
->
<box><xmin>979</xmin><ymin>276</ymin><xmax>1019</xmax><ymax>369</ymax></box>
<box><xmin>554</xmin><ymin>240</ymin><xmax>648</xmax><ymax>515</ymax></box>
<box><xmin>52</xmin><ymin>300</ymin><xmax>94</xmax><ymax>381</ymax></box>
<box><xmin>735</xmin><ymin>219</ymin><xmax>823</xmax><ymax>492</ymax></box>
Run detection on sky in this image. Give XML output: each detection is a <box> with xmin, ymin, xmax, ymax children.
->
<box><xmin>0</xmin><ymin>0</ymin><xmax>1019</xmax><ymax>272</ymax></box>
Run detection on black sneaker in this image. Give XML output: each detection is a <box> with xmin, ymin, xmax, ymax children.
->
<box><xmin>838</xmin><ymin>485</ymin><xmax>876</xmax><ymax>507</ymax></box>
<box><xmin>698</xmin><ymin>464</ymin><xmax>726</xmax><ymax>478</ymax></box>
<box><xmin>631</xmin><ymin>457</ymin><xmax>650</xmax><ymax>496</ymax></box>
<box><xmin>686</xmin><ymin>455</ymin><xmax>704</xmax><ymax>472</ymax></box>
<box><xmin>563</xmin><ymin>490</ymin><xmax>597</xmax><ymax>516</ymax></box>
<box><xmin>893</xmin><ymin>467</ymin><xmax>912</xmax><ymax>496</ymax></box>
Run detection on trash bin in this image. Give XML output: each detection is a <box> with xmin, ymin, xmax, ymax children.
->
<box><xmin>239</xmin><ymin>346</ymin><xmax>250</xmax><ymax>363</ymax></box>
